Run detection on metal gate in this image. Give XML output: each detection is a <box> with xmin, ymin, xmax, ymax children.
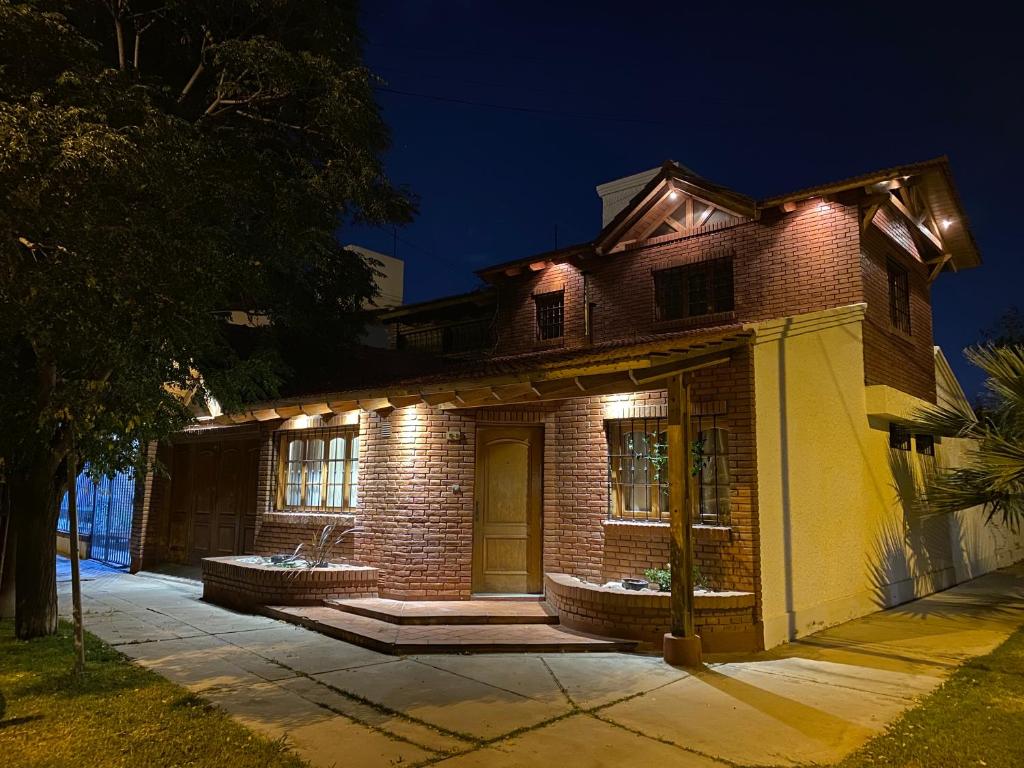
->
<box><xmin>57</xmin><ymin>465</ymin><xmax>136</xmax><ymax>569</ymax></box>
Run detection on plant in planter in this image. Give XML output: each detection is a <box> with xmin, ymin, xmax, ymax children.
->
<box><xmin>278</xmin><ymin>523</ymin><xmax>361</xmax><ymax>569</ymax></box>
<box><xmin>643</xmin><ymin>562</ymin><xmax>713</xmax><ymax>592</ymax></box>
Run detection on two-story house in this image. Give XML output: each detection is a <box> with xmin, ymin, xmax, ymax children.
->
<box><xmin>129</xmin><ymin>157</ymin><xmax>1024</xmax><ymax>652</ymax></box>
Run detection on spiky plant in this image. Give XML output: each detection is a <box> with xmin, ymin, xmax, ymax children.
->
<box><xmin>288</xmin><ymin>523</ymin><xmax>360</xmax><ymax>569</ymax></box>
<box><xmin>917</xmin><ymin>345</ymin><xmax>1024</xmax><ymax>528</ymax></box>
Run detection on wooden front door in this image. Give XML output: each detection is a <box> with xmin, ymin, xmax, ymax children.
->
<box><xmin>473</xmin><ymin>426</ymin><xmax>542</xmax><ymax>594</ymax></box>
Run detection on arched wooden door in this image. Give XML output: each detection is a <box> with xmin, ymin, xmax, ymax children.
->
<box><xmin>473</xmin><ymin>426</ymin><xmax>542</xmax><ymax>594</ymax></box>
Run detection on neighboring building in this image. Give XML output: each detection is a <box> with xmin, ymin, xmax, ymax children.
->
<box><xmin>347</xmin><ymin>245</ymin><xmax>404</xmax><ymax>349</ymax></box>
<box><xmin>129</xmin><ymin>157</ymin><xmax>1024</xmax><ymax>651</ymax></box>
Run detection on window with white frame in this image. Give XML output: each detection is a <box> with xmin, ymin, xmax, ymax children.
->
<box><xmin>277</xmin><ymin>428</ymin><xmax>359</xmax><ymax>510</ymax></box>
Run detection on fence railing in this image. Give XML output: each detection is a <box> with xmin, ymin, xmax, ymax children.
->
<box><xmin>57</xmin><ymin>465</ymin><xmax>135</xmax><ymax>568</ymax></box>
<box><xmin>397</xmin><ymin>318</ymin><xmax>492</xmax><ymax>355</ymax></box>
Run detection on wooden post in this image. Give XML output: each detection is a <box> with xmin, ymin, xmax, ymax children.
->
<box><xmin>67</xmin><ymin>440</ymin><xmax>86</xmax><ymax>676</ymax></box>
<box><xmin>664</xmin><ymin>373</ymin><xmax>701</xmax><ymax>666</ymax></box>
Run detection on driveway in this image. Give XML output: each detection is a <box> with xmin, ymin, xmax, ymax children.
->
<box><xmin>58</xmin><ymin>562</ymin><xmax>1024</xmax><ymax>767</ymax></box>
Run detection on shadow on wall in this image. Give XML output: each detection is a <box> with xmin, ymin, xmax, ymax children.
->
<box><xmin>867</xmin><ymin>447</ymin><xmax>954</xmax><ymax>611</ymax></box>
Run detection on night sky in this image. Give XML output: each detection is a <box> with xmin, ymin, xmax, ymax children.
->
<box><xmin>349</xmin><ymin>2</ymin><xmax>1023</xmax><ymax>397</ymax></box>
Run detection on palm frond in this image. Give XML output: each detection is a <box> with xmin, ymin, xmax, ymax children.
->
<box><xmin>921</xmin><ymin>344</ymin><xmax>1024</xmax><ymax>531</ymax></box>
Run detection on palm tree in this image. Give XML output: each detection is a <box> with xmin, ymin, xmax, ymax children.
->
<box><xmin>918</xmin><ymin>345</ymin><xmax>1024</xmax><ymax>528</ymax></box>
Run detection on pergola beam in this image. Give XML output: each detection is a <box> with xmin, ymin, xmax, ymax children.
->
<box><xmin>632</xmin><ymin>350</ymin><xmax>731</xmax><ymax>386</ymax></box>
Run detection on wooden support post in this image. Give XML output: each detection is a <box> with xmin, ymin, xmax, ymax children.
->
<box><xmin>664</xmin><ymin>373</ymin><xmax>702</xmax><ymax>666</ymax></box>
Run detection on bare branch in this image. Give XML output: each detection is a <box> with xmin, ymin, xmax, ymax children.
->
<box><xmin>178</xmin><ymin>28</ymin><xmax>214</xmax><ymax>104</ymax></box>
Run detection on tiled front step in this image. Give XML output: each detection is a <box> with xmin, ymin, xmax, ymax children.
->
<box><xmin>325</xmin><ymin>597</ymin><xmax>559</xmax><ymax>625</ymax></box>
<box><xmin>262</xmin><ymin>605</ymin><xmax>637</xmax><ymax>654</ymax></box>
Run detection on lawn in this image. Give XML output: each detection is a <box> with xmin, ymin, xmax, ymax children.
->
<box><xmin>828</xmin><ymin>623</ymin><xmax>1024</xmax><ymax>768</ymax></box>
<box><xmin>0</xmin><ymin>619</ymin><xmax>308</xmax><ymax>768</ymax></box>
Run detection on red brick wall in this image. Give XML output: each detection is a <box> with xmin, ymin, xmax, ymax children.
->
<box><xmin>537</xmin><ymin>349</ymin><xmax>759</xmax><ymax>598</ymax></box>
<box><xmin>861</xmin><ymin>226</ymin><xmax>937</xmax><ymax>402</ymax></box>
<box><xmin>357</xmin><ymin>406</ymin><xmax>477</xmax><ymax>599</ymax></box>
<box><xmin>493</xmin><ymin>199</ymin><xmax>861</xmax><ymax>356</ymax></box>
<box><xmin>236</xmin><ymin>357</ymin><xmax>758</xmax><ymax>606</ymax></box>
<box><xmin>495</xmin><ymin>261</ymin><xmax>587</xmax><ymax>354</ymax></box>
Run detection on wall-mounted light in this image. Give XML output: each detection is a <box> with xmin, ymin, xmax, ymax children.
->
<box><xmin>668</xmin><ymin>190</ymin><xmax>678</xmax><ymax>201</ymax></box>
<box><xmin>942</xmin><ymin>218</ymin><xmax>953</xmax><ymax>230</ymax></box>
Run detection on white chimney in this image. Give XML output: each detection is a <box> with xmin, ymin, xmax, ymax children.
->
<box><xmin>595</xmin><ymin>166</ymin><xmax>662</xmax><ymax>227</ymax></box>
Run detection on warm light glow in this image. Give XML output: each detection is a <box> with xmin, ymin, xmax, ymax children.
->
<box><xmin>668</xmin><ymin>190</ymin><xmax>678</xmax><ymax>201</ymax></box>
<box><xmin>942</xmin><ymin>218</ymin><xmax>953</xmax><ymax>230</ymax></box>
<box><xmin>816</xmin><ymin>200</ymin><xmax>831</xmax><ymax>213</ymax></box>
<box><xmin>603</xmin><ymin>393</ymin><xmax>639</xmax><ymax>420</ymax></box>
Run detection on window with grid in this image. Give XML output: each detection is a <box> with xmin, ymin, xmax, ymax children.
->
<box><xmin>915</xmin><ymin>434</ymin><xmax>935</xmax><ymax>456</ymax></box>
<box><xmin>889</xmin><ymin>423</ymin><xmax>911</xmax><ymax>451</ymax></box>
<box><xmin>694</xmin><ymin>423</ymin><xmax>731</xmax><ymax>525</ymax></box>
<box><xmin>654</xmin><ymin>257</ymin><xmax>734</xmax><ymax>322</ymax></box>
<box><xmin>887</xmin><ymin>258</ymin><xmax>911</xmax><ymax>333</ymax></box>
<box><xmin>535</xmin><ymin>290</ymin><xmax>564</xmax><ymax>340</ymax></box>
<box><xmin>607</xmin><ymin>419</ymin><xmax>669</xmax><ymax>520</ymax></box>
<box><xmin>606</xmin><ymin>418</ymin><xmax>731</xmax><ymax>524</ymax></box>
<box><xmin>277</xmin><ymin>427</ymin><xmax>360</xmax><ymax>510</ymax></box>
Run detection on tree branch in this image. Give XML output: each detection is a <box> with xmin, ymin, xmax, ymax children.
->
<box><xmin>178</xmin><ymin>28</ymin><xmax>214</xmax><ymax>104</ymax></box>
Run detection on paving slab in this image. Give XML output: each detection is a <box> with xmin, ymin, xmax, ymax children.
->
<box><xmin>219</xmin><ymin>625</ymin><xmax>396</xmax><ymax>675</ymax></box>
<box><xmin>433</xmin><ymin>713</ymin><xmax>725</xmax><ymax>768</ymax></box>
<box><xmin>278</xmin><ymin>674</ymin><xmax>470</xmax><ymax>754</ymax></box>
<box><xmin>201</xmin><ymin>680</ymin><xmax>335</xmax><ymax>738</ymax></box>
<box><xmin>412</xmin><ymin>654</ymin><xmax>569</xmax><ymax>703</ymax></box>
<box><xmin>540</xmin><ymin>652</ymin><xmax>688</xmax><ymax>708</ymax></box>
<box><xmin>599</xmin><ymin>670</ymin><xmax>877</xmax><ymax>767</ymax></box>
<box><xmin>314</xmin><ymin>657</ymin><xmax>571</xmax><ymax>739</ymax></box>
<box><xmin>287</xmin><ymin>715</ymin><xmax>432</xmax><ymax>768</ymax></box>
<box><xmin>118</xmin><ymin>634</ymin><xmax>296</xmax><ymax>692</ymax></box>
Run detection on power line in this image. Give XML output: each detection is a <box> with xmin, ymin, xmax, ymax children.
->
<box><xmin>373</xmin><ymin>85</ymin><xmax>675</xmax><ymax>127</ymax></box>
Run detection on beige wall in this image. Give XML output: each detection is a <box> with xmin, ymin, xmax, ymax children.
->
<box><xmin>752</xmin><ymin>304</ymin><xmax>1024</xmax><ymax>649</ymax></box>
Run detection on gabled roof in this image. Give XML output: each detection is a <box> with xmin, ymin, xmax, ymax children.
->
<box><xmin>760</xmin><ymin>156</ymin><xmax>980</xmax><ymax>271</ymax></box>
<box><xmin>473</xmin><ymin>155</ymin><xmax>981</xmax><ymax>282</ymax></box>
<box><xmin>594</xmin><ymin>161</ymin><xmax>756</xmax><ymax>254</ymax></box>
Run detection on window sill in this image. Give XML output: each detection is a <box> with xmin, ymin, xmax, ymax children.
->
<box><xmin>653</xmin><ymin>311</ymin><xmax>736</xmax><ymax>332</ymax></box>
<box><xmin>602</xmin><ymin>519</ymin><xmax>733</xmax><ymax>540</ymax></box>
<box><xmin>266</xmin><ymin>511</ymin><xmax>356</xmax><ymax>527</ymax></box>
<box><xmin>532</xmin><ymin>336</ymin><xmax>565</xmax><ymax>351</ymax></box>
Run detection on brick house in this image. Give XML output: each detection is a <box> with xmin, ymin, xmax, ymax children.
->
<box><xmin>129</xmin><ymin>157</ymin><xmax>1024</xmax><ymax>651</ymax></box>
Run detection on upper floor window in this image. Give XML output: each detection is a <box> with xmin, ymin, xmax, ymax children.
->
<box><xmin>277</xmin><ymin>427</ymin><xmax>359</xmax><ymax>511</ymax></box>
<box><xmin>887</xmin><ymin>258</ymin><xmax>911</xmax><ymax>334</ymax></box>
<box><xmin>654</xmin><ymin>257</ymin><xmax>734</xmax><ymax>322</ymax></box>
<box><xmin>535</xmin><ymin>290</ymin><xmax>564</xmax><ymax>340</ymax></box>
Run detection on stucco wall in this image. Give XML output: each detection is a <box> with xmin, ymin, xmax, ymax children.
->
<box><xmin>753</xmin><ymin>304</ymin><xmax>1024</xmax><ymax>649</ymax></box>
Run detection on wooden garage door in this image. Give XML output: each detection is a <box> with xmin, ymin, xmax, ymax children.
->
<box><xmin>169</xmin><ymin>438</ymin><xmax>259</xmax><ymax>565</ymax></box>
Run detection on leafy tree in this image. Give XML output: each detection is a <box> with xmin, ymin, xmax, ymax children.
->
<box><xmin>0</xmin><ymin>0</ymin><xmax>413</xmax><ymax>638</ymax></box>
<box><xmin>982</xmin><ymin>307</ymin><xmax>1024</xmax><ymax>348</ymax></box>
<box><xmin>919</xmin><ymin>345</ymin><xmax>1024</xmax><ymax>528</ymax></box>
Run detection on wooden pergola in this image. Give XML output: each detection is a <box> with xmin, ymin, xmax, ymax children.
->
<box><xmin>208</xmin><ymin>329</ymin><xmax>751</xmax><ymax>425</ymax></box>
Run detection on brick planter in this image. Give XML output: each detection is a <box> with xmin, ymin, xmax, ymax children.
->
<box><xmin>202</xmin><ymin>555</ymin><xmax>378</xmax><ymax>611</ymax></box>
<box><xmin>544</xmin><ymin>572</ymin><xmax>761</xmax><ymax>652</ymax></box>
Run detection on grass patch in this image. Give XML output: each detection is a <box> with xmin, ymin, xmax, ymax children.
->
<box><xmin>0</xmin><ymin>619</ymin><xmax>308</xmax><ymax>768</ymax></box>
<box><xmin>829</xmin><ymin>624</ymin><xmax>1024</xmax><ymax>768</ymax></box>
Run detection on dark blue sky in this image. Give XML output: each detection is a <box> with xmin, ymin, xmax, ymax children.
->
<box><xmin>350</xmin><ymin>1</ymin><xmax>1022</xmax><ymax>396</ymax></box>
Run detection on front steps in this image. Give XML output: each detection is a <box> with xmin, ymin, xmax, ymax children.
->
<box><xmin>262</xmin><ymin>598</ymin><xmax>638</xmax><ymax>654</ymax></box>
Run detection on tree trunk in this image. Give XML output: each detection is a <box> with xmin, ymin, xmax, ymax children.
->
<box><xmin>0</xmin><ymin>487</ymin><xmax>14</xmax><ymax>619</ymax></box>
<box><xmin>12</xmin><ymin>462</ymin><xmax>60</xmax><ymax>639</ymax></box>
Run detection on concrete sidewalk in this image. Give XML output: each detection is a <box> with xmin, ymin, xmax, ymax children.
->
<box><xmin>58</xmin><ymin>562</ymin><xmax>1024</xmax><ymax>768</ymax></box>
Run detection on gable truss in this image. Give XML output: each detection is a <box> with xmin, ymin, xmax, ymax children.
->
<box><xmin>609</xmin><ymin>187</ymin><xmax>748</xmax><ymax>253</ymax></box>
<box><xmin>860</xmin><ymin>178</ymin><xmax>955</xmax><ymax>283</ymax></box>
